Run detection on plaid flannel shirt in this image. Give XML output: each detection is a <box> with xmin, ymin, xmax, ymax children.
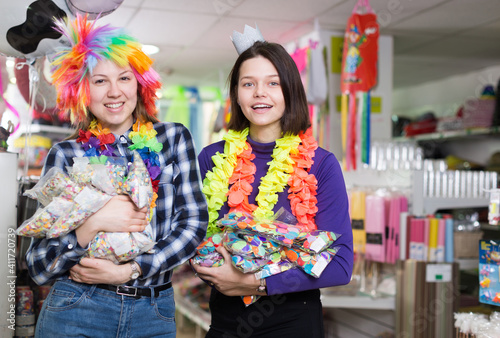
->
<box><xmin>26</xmin><ymin>122</ymin><xmax>208</xmax><ymax>286</ymax></box>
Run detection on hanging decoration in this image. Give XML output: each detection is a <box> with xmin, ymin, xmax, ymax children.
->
<box><xmin>340</xmin><ymin>0</ymin><xmax>379</xmax><ymax>170</ymax></box>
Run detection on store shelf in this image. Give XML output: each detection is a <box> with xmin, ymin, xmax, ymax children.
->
<box><xmin>394</xmin><ymin>126</ymin><xmax>500</xmax><ymax>142</ymax></box>
<box><xmin>16</xmin><ymin>124</ymin><xmax>74</xmax><ymax>140</ymax></box>
<box><xmin>413</xmin><ymin>196</ymin><xmax>489</xmax><ymax>215</ymax></box>
<box><xmin>411</xmin><ymin>170</ymin><xmax>489</xmax><ymax>215</ymax></box>
<box><xmin>321</xmin><ymin>294</ymin><xmax>395</xmax><ymax>310</ymax></box>
<box><xmin>456</xmin><ymin>258</ymin><xmax>478</xmax><ymax>270</ymax></box>
<box><xmin>174</xmin><ymin>294</ymin><xmax>211</xmax><ymax>332</ymax></box>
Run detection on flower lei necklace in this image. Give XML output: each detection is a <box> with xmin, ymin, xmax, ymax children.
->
<box><xmin>202</xmin><ymin>128</ymin><xmax>318</xmax><ymax>236</ymax></box>
<box><xmin>77</xmin><ymin>119</ymin><xmax>163</xmax><ymax>207</ymax></box>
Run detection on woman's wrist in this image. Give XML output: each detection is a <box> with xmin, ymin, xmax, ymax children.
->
<box><xmin>253</xmin><ymin>273</ymin><xmax>267</xmax><ymax>295</ymax></box>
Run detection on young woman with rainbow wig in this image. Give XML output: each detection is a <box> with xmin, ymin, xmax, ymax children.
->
<box><xmin>25</xmin><ymin>15</ymin><xmax>208</xmax><ymax>337</ymax></box>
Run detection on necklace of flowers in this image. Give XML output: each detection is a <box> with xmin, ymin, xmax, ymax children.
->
<box><xmin>202</xmin><ymin>127</ymin><xmax>318</xmax><ymax>236</ymax></box>
<box><xmin>77</xmin><ymin>118</ymin><xmax>163</xmax><ymax>208</ymax></box>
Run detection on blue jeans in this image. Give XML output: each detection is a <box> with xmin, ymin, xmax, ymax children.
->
<box><xmin>35</xmin><ymin>279</ymin><xmax>176</xmax><ymax>338</ymax></box>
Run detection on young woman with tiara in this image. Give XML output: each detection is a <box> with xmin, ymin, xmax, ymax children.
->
<box><xmin>25</xmin><ymin>15</ymin><xmax>208</xmax><ymax>337</ymax></box>
<box><xmin>192</xmin><ymin>27</ymin><xmax>353</xmax><ymax>337</ymax></box>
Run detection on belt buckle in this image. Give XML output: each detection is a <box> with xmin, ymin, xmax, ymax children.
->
<box><xmin>116</xmin><ymin>285</ymin><xmax>138</xmax><ymax>297</ymax></box>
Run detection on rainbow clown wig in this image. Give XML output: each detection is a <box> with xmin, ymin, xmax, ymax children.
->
<box><xmin>51</xmin><ymin>14</ymin><xmax>162</xmax><ymax>124</ymax></box>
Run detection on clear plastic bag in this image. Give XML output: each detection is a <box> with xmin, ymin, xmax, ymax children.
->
<box><xmin>85</xmin><ymin>224</ymin><xmax>156</xmax><ymax>264</ymax></box>
<box><xmin>218</xmin><ymin>211</ymin><xmax>302</xmax><ymax>247</ymax></box>
<box><xmin>24</xmin><ymin>167</ymin><xmax>83</xmax><ymax>207</ymax></box>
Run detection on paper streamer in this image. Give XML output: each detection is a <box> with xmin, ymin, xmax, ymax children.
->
<box><xmin>348</xmin><ymin>93</ymin><xmax>357</xmax><ymax>170</ymax></box>
<box><xmin>341</xmin><ymin>93</ymin><xmax>348</xmax><ymax>170</ymax></box>
<box><xmin>361</xmin><ymin>91</ymin><xmax>371</xmax><ymax>164</ymax></box>
<box><xmin>444</xmin><ymin>216</ymin><xmax>454</xmax><ymax>263</ymax></box>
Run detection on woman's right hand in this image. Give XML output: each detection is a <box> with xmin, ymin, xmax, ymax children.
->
<box><xmin>75</xmin><ymin>195</ymin><xmax>148</xmax><ymax>247</ymax></box>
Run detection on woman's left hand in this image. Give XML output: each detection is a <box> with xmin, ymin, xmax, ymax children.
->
<box><xmin>69</xmin><ymin>258</ymin><xmax>130</xmax><ymax>285</ymax></box>
<box><xmin>192</xmin><ymin>246</ymin><xmax>260</xmax><ymax>297</ymax></box>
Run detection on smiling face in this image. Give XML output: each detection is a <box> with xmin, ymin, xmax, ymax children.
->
<box><xmin>88</xmin><ymin>59</ymin><xmax>138</xmax><ymax>135</ymax></box>
<box><xmin>237</xmin><ymin>56</ymin><xmax>285</xmax><ymax>142</ymax></box>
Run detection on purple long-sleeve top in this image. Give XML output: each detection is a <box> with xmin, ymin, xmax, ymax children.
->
<box><xmin>198</xmin><ymin>135</ymin><xmax>353</xmax><ymax>295</ymax></box>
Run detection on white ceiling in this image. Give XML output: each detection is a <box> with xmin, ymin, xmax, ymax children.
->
<box><xmin>96</xmin><ymin>0</ymin><xmax>500</xmax><ymax>91</ymax></box>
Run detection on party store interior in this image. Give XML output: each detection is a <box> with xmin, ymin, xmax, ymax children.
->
<box><xmin>1</xmin><ymin>0</ymin><xmax>500</xmax><ymax>337</ymax></box>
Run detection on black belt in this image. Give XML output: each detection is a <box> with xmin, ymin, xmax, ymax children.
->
<box><xmin>95</xmin><ymin>282</ymin><xmax>172</xmax><ymax>298</ymax></box>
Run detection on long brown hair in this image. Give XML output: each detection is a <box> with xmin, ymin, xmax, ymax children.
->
<box><xmin>227</xmin><ymin>41</ymin><xmax>310</xmax><ymax>134</ymax></box>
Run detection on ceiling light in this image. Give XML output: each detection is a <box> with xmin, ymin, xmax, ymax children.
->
<box><xmin>142</xmin><ymin>44</ymin><xmax>160</xmax><ymax>55</ymax></box>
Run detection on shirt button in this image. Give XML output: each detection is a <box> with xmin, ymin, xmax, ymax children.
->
<box><xmin>68</xmin><ymin>244</ymin><xmax>74</xmax><ymax>249</ymax></box>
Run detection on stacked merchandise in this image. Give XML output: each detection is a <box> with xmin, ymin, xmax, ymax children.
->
<box><xmin>15</xmin><ymin>286</ymin><xmax>35</xmax><ymax>337</ymax></box>
<box><xmin>479</xmin><ymin>239</ymin><xmax>500</xmax><ymax>306</ymax></box>
<box><xmin>348</xmin><ymin>188</ymin><xmax>409</xmax><ymax>263</ymax></box>
<box><xmin>192</xmin><ymin>211</ymin><xmax>341</xmax><ymax>305</ymax></box>
<box><xmin>16</xmin><ymin>152</ymin><xmax>156</xmax><ymax>264</ymax></box>
<box><xmin>454</xmin><ymin>312</ymin><xmax>500</xmax><ymax>337</ymax></box>
<box><xmin>396</xmin><ymin>260</ymin><xmax>460</xmax><ymax>337</ymax></box>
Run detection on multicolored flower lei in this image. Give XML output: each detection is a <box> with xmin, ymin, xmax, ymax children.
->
<box><xmin>202</xmin><ymin>128</ymin><xmax>318</xmax><ymax>236</ymax></box>
<box><xmin>77</xmin><ymin>119</ymin><xmax>163</xmax><ymax>207</ymax></box>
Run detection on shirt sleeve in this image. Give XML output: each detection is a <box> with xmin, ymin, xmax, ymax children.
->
<box><xmin>135</xmin><ymin>124</ymin><xmax>208</xmax><ymax>278</ymax></box>
<box><xmin>266</xmin><ymin>152</ymin><xmax>354</xmax><ymax>295</ymax></box>
<box><xmin>25</xmin><ymin>144</ymin><xmax>88</xmax><ymax>285</ymax></box>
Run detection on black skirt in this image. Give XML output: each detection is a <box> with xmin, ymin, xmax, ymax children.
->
<box><xmin>205</xmin><ymin>289</ymin><xmax>324</xmax><ymax>338</ymax></box>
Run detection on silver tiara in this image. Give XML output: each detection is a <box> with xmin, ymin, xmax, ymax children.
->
<box><xmin>231</xmin><ymin>24</ymin><xmax>265</xmax><ymax>55</ymax></box>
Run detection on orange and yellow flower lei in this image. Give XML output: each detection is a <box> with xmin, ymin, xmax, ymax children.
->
<box><xmin>202</xmin><ymin>128</ymin><xmax>318</xmax><ymax>236</ymax></box>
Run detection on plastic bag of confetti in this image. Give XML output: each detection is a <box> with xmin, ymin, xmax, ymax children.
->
<box><xmin>124</xmin><ymin>151</ymin><xmax>153</xmax><ymax>209</ymax></box>
<box><xmin>192</xmin><ymin>233</ymin><xmax>225</xmax><ymax>267</ymax></box>
<box><xmin>92</xmin><ymin>159</ymin><xmax>128</xmax><ymax>195</ymax></box>
<box><xmin>67</xmin><ymin>157</ymin><xmax>95</xmax><ymax>187</ymax></box>
<box><xmin>231</xmin><ymin>254</ymin><xmax>269</xmax><ymax>273</ymax></box>
<box><xmin>191</xmin><ymin>252</ymin><xmax>224</xmax><ymax>267</ymax></box>
<box><xmin>218</xmin><ymin>211</ymin><xmax>302</xmax><ymax>247</ymax></box>
<box><xmin>16</xmin><ymin>197</ymin><xmax>74</xmax><ymax>237</ymax></box>
<box><xmin>24</xmin><ymin>167</ymin><xmax>83</xmax><ymax>207</ymax></box>
<box><xmin>283</xmin><ymin>246</ymin><xmax>340</xmax><ymax>278</ymax></box>
<box><xmin>294</xmin><ymin>230</ymin><xmax>341</xmax><ymax>253</ymax></box>
<box><xmin>45</xmin><ymin>187</ymin><xmax>112</xmax><ymax>238</ymax></box>
<box><xmin>68</xmin><ymin>156</ymin><xmax>127</xmax><ymax>195</ymax></box>
<box><xmin>86</xmin><ymin>224</ymin><xmax>156</xmax><ymax>264</ymax></box>
<box><xmin>254</xmin><ymin>259</ymin><xmax>295</xmax><ymax>279</ymax></box>
<box><xmin>222</xmin><ymin>229</ymin><xmax>281</xmax><ymax>259</ymax></box>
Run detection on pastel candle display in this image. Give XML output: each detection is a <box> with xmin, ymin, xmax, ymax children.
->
<box><xmin>350</xmin><ymin>189</ymin><xmax>366</xmax><ymax>254</ymax></box>
<box><xmin>436</xmin><ymin>218</ymin><xmax>446</xmax><ymax>262</ymax></box>
<box><xmin>399</xmin><ymin>211</ymin><xmax>409</xmax><ymax>260</ymax></box>
<box><xmin>364</xmin><ymin>194</ymin><xmax>386</xmax><ymax>262</ymax></box>
<box><xmin>428</xmin><ymin>217</ymin><xmax>439</xmax><ymax>261</ymax></box>
<box><xmin>444</xmin><ymin>215</ymin><xmax>454</xmax><ymax>262</ymax></box>
<box><xmin>423</xmin><ymin>218</ymin><xmax>430</xmax><ymax>261</ymax></box>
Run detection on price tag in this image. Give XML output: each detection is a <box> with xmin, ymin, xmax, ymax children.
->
<box><xmin>426</xmin><ymin>264</ymin><xmax>452</xmax><ymax>283</ymax></box>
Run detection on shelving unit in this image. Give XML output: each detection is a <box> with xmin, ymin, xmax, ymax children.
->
<box><xmin>321</xmin><ymin>294</ymin><xmax>395</xmax><ymax>310</ymax></box>
<box><xmin>174</xmin><ymin>294</ymin><xmax>210</xmax><ymax>338</ymax></box>
<box><xmin>16</xmin><ymin>124</ymin><xmax>74</xmax><ymax>140</ymax></box>
<box><xmin>394</xmin><ymin>126</ymin><xmax>500</xmax><ymax>142</ymax></box>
